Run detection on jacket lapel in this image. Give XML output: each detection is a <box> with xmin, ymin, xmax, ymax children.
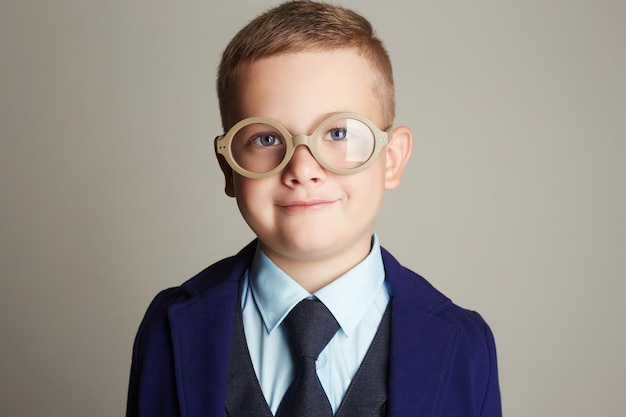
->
<box><xmin>168</xmin><ymin>242</ymin><xmax>255</xmax><ymax>417</ymax></box>
<box><xmin>382</xmin><ymin>249</ymin><xmax>461</xmax><ymax>417</ymax></box>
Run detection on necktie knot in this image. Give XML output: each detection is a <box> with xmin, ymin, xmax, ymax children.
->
<box><xmin>283</xmin><ymin>299</ymin><xmax>339</xmax><ymax>360</ymax></box>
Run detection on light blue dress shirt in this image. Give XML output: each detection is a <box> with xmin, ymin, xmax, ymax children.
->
<box><xmin>241</xmin><ymin>234</ymin><xmax>389</xmax><ymax>414</ymax></box>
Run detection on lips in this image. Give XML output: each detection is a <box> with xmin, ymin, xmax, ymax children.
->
<box><xmin>278</xmin><ymin>198</ymin><xmax>338</xmax><ymax>211</ymax></box>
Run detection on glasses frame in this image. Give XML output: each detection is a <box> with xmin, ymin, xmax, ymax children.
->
<box><xmin>215</xmin><ymin>112</ymin><xmax>391</xmax><ymax>179</ymax></box>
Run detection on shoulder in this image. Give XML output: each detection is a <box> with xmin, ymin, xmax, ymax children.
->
<box><xmin>180</xmin><ymin>240</ymin><xmax>257</xmax><ymax>296</ymax></box>
<box><xmin>133</xmin><ymin>241</ymin><xmax>257</xmax><ymax>344</ymax></box>
<box><xmin>381</xmin><ymin>245</ymin><xmax>496</xmax><ymax>348</ymax></box>
<box><xmin>148</xmin><ymin>240</ymin><xmax>257</xmax><ymax>307</ymax></box>
<box><xmin>129</xmin><ymin>241</ymin><xmax>256</xmax><ymax>377</ymax></box>
<box><xmin>381</xmin><ymin>246</ymin><xmax>451</xmax><ymax>312</ymax></box>
<box><xmin>382</xmin><ymin>247</ymin><xmax>501</xmax><ymax>415</ymax></box>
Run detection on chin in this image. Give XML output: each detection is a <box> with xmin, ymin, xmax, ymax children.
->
<box><xmin>283</xmin><ymin>237</ymin><xmax>337</xmax><ymax>257</ymax></box>
<box><xmin>263</xmin><ymin>233</ymin><xmax>340</xmax><ymax>261</ymax></box>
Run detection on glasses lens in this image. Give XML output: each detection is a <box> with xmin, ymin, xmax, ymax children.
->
<box><xmin>230</xmin><ymin>123</ymin><xmax>287</xmax><ymax>174</ymax></box>
<box><xmin>316</xmin><ymin>118</ymin><xmax>375</xmax><ymax>170</ymax></box>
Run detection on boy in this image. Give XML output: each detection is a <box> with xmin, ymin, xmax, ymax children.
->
<box><xmin>127</xmin><ymin>1</ymin><xmax>502</xmax><ymax>416</ymax></box>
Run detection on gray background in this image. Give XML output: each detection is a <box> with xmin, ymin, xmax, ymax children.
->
<box><xmin>1</xmin><ymin>0</ymin><xmax>624</xmax><ymax>416</ymax></box>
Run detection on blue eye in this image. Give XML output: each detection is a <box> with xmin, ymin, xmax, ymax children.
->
<box><xmin>253</xmin><ymin>134</ymin><xmax>282</xmax><ymax>146</ymax></box>
<box><xmin>327</xmin><ymin>128</ymin><xmax>348</xmax><ymax>141</ymax></box>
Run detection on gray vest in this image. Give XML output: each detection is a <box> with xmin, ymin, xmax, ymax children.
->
<box><xmin>226</xmin><ymin>302</ymin><xmax>391</xmax><ymax>417</ymax></box>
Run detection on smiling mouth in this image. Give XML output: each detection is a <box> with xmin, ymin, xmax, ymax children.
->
<box><xmin>278</xmin><ymin>199</ymin><xmax>337</xmax><ymax>211</ymax></box>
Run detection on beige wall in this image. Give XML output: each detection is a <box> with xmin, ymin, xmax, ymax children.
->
<box><xmin>1</xmin><ymin>1</ymin><xmax>624</xmax><ymax>416</ymax></box>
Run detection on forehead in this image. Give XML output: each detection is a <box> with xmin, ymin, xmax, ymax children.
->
<box><xmin>225</xmin><ymin>50</ymin><xmax>384</xmax><ymax>132</ymax></box>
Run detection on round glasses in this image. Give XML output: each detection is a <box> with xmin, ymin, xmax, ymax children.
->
<box><xmin>215</xmin><ymin>112</ymin><xmax>390</xmax><ymax>179</ymax></box>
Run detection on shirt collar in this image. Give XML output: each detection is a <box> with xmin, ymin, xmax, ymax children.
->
<box><xmin>248</xmin><ymin>234</ymin><xmax>386</xmax><ymax>337</ymax></box>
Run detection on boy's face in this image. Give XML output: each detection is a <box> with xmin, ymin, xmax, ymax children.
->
<box><xmin>219</xmin><ymin>50</ymin><xmax>410</xmax><ymax>269</ymax></box>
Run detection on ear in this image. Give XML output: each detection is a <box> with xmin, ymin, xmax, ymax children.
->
<box><xmin>384</xmin><ymin>125</ymin><xmax>412</xmax><ymax>190</ymax></box>
<box><xmin>214</xmin><ymin>146</ymin><xmax>236</xmax><ymax>197</ymax></box>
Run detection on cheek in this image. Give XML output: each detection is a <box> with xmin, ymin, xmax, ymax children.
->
<box><xmin>233</xmin><ymin>176</ymin><xmax>262</xmax><ymax>199</ymax></box>
<box><xmin>232</xmin><ymin>177</ymin><xmax>273</xmax><ymax>216</ymax></box>
<box><xmin>348</xmin><ymin>163</ymin><xmax>387</xmax><ymax>197</ymax></box>
<box><xmin>342</xmin><ymin>173</ymin><xmax>386</xmax><ymax>212</ymax></box>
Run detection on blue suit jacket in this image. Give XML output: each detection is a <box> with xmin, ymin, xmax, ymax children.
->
<box><xmin>127</xmin><ymin>241</ymin><xmax>502</xmax><ymax>417</ymax></box>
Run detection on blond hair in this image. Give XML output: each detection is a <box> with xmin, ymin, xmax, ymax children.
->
<box><xmin>217</xmin><ymin>0</ymin><xmax>395</xmax><ymax>129</ymax></box>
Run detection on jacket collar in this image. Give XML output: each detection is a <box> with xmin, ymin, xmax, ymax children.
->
<box><xmin>382</xmin><ymin>247</ymin><xmax>460</xmax><ymax>416</ymax></box>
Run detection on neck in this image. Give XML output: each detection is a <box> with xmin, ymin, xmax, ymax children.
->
<box><xmin>259</xmin><ymin>239</ymin><xmax>372</xmax><ymax>293</ymax></box>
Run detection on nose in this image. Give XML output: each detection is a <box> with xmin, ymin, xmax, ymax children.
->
<box><xmin>281</xmin><ymin>143</ymin><xmax>326</xmax><ymax>186</ymax></box>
